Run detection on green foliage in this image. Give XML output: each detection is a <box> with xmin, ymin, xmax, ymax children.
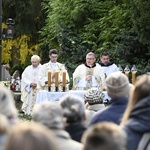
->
<box><xmin>2</xmin><ymin>0</ymin><xmax>45</xmax><ymax>73</ymax></box>
<box><xmin>3</xmin><ymin>0</ymin><xmax>150</xmax><ymax>76</ymax></box>
<box><xmin>40</xmin><ymin>0</ymin><xmax>137</xmax><ymax>75</ymax></box>
<box><xmin>130</xmin><ymin>0</ymin><xmax>150</xmax><ymax>44</ymax></box>
<box><xmin>19</xmin><ymin>113</ymin><xmax>32</xmax><ymax>121</ymax></box>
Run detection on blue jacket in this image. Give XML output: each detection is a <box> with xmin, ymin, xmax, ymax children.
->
<box><xmin>89</xmin><ymin>97</ymin><xmax>128</xmax><ymax>126</ymax></box>
<box><xmin>123</xmin><ymin>96</ymin><xmax>150</xmax><ymax>150</ymax></box>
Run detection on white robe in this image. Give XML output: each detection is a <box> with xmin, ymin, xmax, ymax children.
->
<box><xmin>21</xmin><ymin>64</ymin><xmax>42</xmax><ymax>115</ymax></box>
<box><xmin>38</xmin><ymin>61</ymin><xmax>70</xmax><ymax>91</ymax></box>
<box><xmin>100</xmin><ymin>64</ymin><xmax>119</xmax><ymax>77</ymax></box>
<box><xmin>73</xmin><ymin>63</ymin><xmax>105</xmax><ymax>90</ymax></box>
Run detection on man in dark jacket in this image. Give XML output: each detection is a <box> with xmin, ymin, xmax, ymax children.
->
<box><xmin>89</xmin><ymin>72</ymin><xmax>129</xmax><ymax>126</ymax></box>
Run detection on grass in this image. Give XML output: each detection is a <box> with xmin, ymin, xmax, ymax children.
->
<box><xmin>19</xmin><ymin>113</ymin><xmax>32</xmax><ymax>121</ymax></box>
<box><xmin>15</xmin><ymin>100</ymin><xmax>32</xmax><ymax>121</ymax></box>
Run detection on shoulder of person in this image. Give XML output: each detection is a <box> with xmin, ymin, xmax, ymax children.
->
<box><xmin>111</xmin><ymin>63</ymin><xmax>118</xmax><ymax>68</ymax></box>
<box><xmin>137</xmin><ymin>133</ymin><xmax>150</xmax><ymax>150</ymax></box>
<box><xmin>96</xmin><ymin>63</ymin><xmax>104</xmax><ymax>69</ymax></box>
<box><xmin>89</xmin><ymin>110</ymin><xmax>106</xmax><ymax>126</ymax></box>
<box><xmin>96</xmin><ymin>63</ymin><xmax>102</xmax><ymax>67</ymax></box>
<box><xmin>75</xmin><ymin>64</ymin><xmax>84</xmax><ymax>69</ymax></box>
<box><xmin>24</xmin><ymin>65</ymin><xmax>32</xmax><ymax>71</ymax></box>
<box><xmin>38</xmin><ymin>64</ymin><xmax>43</xmax><ymax>67</ymax></box>
<box><xmin>56</xmin><ymin>62</ymin><xmax>64</xmax><ymax>66</ymax></box>
<box><xmin>41</xmin><ymin>62</ymin><xmax>49</xmax><ymax>68</ymax></box>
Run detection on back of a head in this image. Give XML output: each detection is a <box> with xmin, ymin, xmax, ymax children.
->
<box><xmin>132</xmin><ymin>74</ymin><xmax>150</xmax><ymax>102</ymax></box>
<box><xmin>32</xmin><ymin>101</ymin><xmax>64</xmax><ymax>129</ymax></box>
<box><xmin>0</xmin><ymin>86</ymin><xmax>18</xmax><ymax>119</ymax></box>
<box><xmin>84</xmin><ymin>87</ymin><xmax>104</xmax><ymax>105</ymax></box>
<box><xmin>59</xmin><ymin>94</ymin><xmax>85</xmax><ymax>124</ymax></box>
<box><xmin>106</xmin><ymin>72</ymin><xmax>129</xmax><ymax>98</ymax></box>
<box><xmin>82</xmin><ymin>122</ymin><xmax>126</xmax><ymax>150</ymax></box>
<box><xmin>121</xmin><ymin>74</ymin><xmax>150</xmax><ymax>125</ymax></box>
<box><xmin>5</xmin><ymin>122</ymin><xmax>58</xmax><ymax>150</ymax></box>
<box><xmin>0</xmin><ymin>114</ymin><xmax>10</xmax><ymax>134</ymax></box>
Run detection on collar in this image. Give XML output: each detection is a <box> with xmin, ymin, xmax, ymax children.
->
<box><xmin>110</xmin><ymin>97</ymin><xmax>128</xmax><ymax>105</ymax></box>
<box><xmin>53</xmin><ymin>129</ymin><xmax>71</xmax><ymax>140</ymax></box>
<box><xmin>32</xmin><ymin>64</ymin><xmax>41</xmax><ymax>69</ymax></box>
<box><xmin>49</xmin><ymin>61</ymin><xmax>57</xmax><ymax>64</ymax></box>
<box><xmin>98</xmin><ymin>61</ymin><xmax>113</xmax><ymax>66</ymax></box>
<box><xmin>84</xmin><ymin>63</ymin><xmax>96</xmax><ymax>68</ymax></box>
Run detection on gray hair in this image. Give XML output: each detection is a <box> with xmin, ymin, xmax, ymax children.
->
<box><xmin>59</xmin><ymin>94</ymin><xmax>85</xmax><ymax>123</ymax></box>
<box><xmin>31</xmin><ymin>55</ymin><xmax>41</xmax><ymax>61</ymax></box>
<box><xmin>32</xmin><ymin>101</ymin><xmax>64</xmax><ymax>129</ymax></box>
<box><xmin>0</xmin><ymin>86</ymin><xmax>18</xmax><ymax>119</ymax></box>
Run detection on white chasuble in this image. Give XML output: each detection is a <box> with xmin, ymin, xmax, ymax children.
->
<box><xmin>73</xmin><ymin>63</ymin><xmax>105</xmax><ymax>90</ymax></box>
<box><xmin>21</xmin><ymin>64</ymin><xmax>42</xmax><ymax>115</ymax></box>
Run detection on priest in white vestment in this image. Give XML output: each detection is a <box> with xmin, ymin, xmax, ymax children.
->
<box><xmin>98</xmin><ymin>52</ymin><xmax>119</xmax><ymax>77</ymax></box>
<box><xmin>73</xmin><ymin>52</ymin><xmax>105</xmax><ymax>90</ymax></box>
<box><xmin>21</xmin><ymin>55</ymin><xmax>42</xmax><ymax>115</ymax></box>
<box><xmin>38</xmin><ymin>49</ymin><xmax>69</xmax><ymax>91</ymax></box>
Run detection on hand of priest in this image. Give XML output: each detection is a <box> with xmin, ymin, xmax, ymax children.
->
<box><xmin>30</xmin><ymin>83</ymin><xmax>37</xmax><ymax>88</ymax></box>
<box><xmin>86</xmin><ymin>75</ymin><xmax>92</xmax><ymax>81</ymax></box>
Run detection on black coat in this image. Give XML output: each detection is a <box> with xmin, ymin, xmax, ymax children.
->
<box><xmin>123</xmin><ymin>96</ymin><xmax>150</xmax><ymax>150</ymax></box>
<box><xmin>65</xmin><ymin>123</ymin><xmax>86</xmax><ymax>143</ymax></box>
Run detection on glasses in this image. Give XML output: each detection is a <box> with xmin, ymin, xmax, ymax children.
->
<box><xmin>50</xmin><ymin>55</ymin><xmax>58</xmax><ymax>58</ymax></box>
<box><xmin>86</xmin><ymin>58</ymin><xmax>95</xmax><ymax>60</ymax></box>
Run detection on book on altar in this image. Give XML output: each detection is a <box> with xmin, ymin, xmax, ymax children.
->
<box><xmin>77</xmin><ymin>76</ymin><xmax>98</xmax><ymax>87</ymax></box>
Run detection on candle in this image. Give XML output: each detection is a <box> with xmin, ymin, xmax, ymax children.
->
<box><xmin>48</xmin><ymin>71</ymin><xmax>51</xmax><ymax>87</ymax></box>
<box><xmin>132</xmin><ymin>72</ymin><xmax>136</xmax><ymax>85</ymax></box>
<box><xmin>55</xmin><ymin>71</ymin><xmax>59</xmax><ymax>87</ymax></box>
<box><xmin>62</xmin><ymin>71</ymin><xmax>66</xmax><ymax>87</ymax></box>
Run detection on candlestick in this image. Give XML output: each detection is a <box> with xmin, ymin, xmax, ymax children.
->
<box><xmin>118</xmin><ymin>64</ymin><xmax>123</xmax><ymax>72</ymax></box>
<box><xmin>62</xmin><ymin>71</ymin><xmax>66</xmax><ymax>88</ymax></box>
<box><xmin>55</xmin><ymin>86</ymin><xmax>58</xmax><ymax>92</ymax></box>
<box><xmin>125</xmin><ymin>72</ymin><xmax>129</xmax><ymax>79</ymax></box>
<box><xmin>48</xmin><ymin>71</ymin><xmax>51</xmax><ymax>87</ymax></box>
<box><xmin>131</xmin><ymin>65</ymin><xmax>137</xmax><ymax>85</ymax></box>
<box><xmin>62</xmin><ymin>87</ymin><xmax>66</xmax><ymax>92</ymax></box>
<box><xmin>55</xmin><ymin>71</ymin><xmax>59</xmax><ymax>90</ymax></box>
<box><xmin>132</xmin><ymin>72</ymin><xmax>136</xmax><ymax>85</ymax></box>
<box><xmin>124</xmin><ymin>65</ymin><xmax>130</xmax><ymax>80</ymax></box>
<box><xmin>48</xmin><ymin>86</ymin><xmax>51</xmax><ymax>92</ymax></box>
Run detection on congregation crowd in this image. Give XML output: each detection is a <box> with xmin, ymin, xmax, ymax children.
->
<box><xmin>0</xmin><ymin>49</ymin><xmax>150</xmax><ymax>150</ymax></box>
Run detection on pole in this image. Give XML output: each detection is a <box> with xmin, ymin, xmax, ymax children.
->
<box><xmin>0</xmin><ymin>0</ymin><xmax>2</xmax><ymax>81</ymax></box>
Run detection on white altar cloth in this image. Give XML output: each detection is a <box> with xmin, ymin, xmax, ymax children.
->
<box><xmin>35</xmin><ymin>90</ymin><xmax>110</xmax><ymax>105</ymax></box>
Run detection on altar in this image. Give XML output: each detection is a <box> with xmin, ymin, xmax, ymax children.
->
<box><xmin>35</xmin><ymin>90</ymin><xmax>110</xmax><ymax>105</ymax></box>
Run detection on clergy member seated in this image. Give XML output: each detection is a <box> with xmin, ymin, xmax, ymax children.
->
<box><xmin>73</xmin><ymin>52</ymin><xmax>105</xmax><ymax>90</ymax></box>
<box><xmin>38</xmin><ymin>49</ymin><xmax>70</xmax><ymax>92</ymax></box>
<box><xmin>98</xmin><ymin>52</ymin><xmax>119</xmax><ymax>78</ymax></box>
